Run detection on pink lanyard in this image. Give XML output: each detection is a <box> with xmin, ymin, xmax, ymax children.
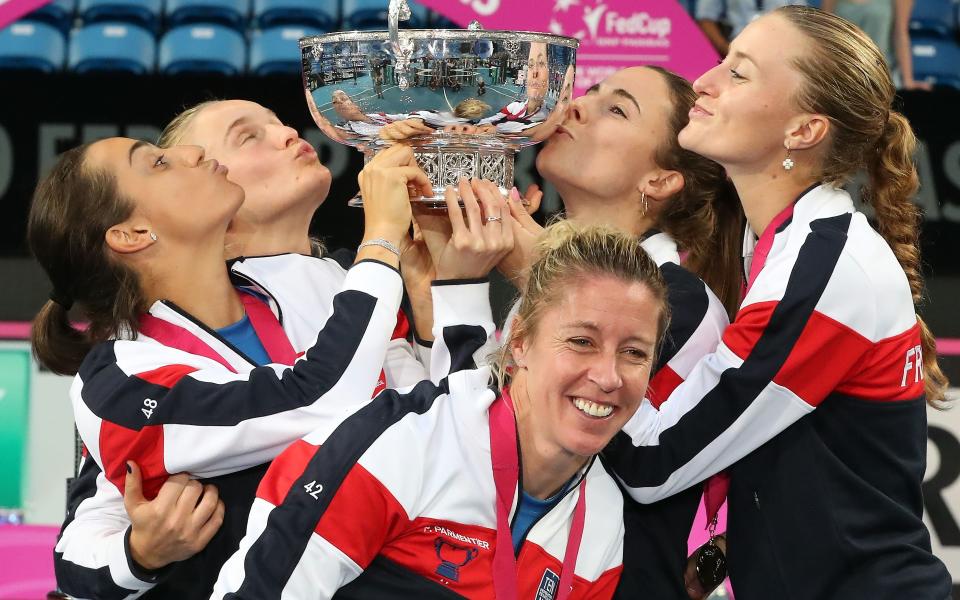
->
<box><xmin>706</xmin><ymin>202</ymin><xmax>795</xmax><ymax>527</ymax></box>
<box><xmin>139</xmin><ymin>290</ymin><xmax>296</xmax><ymax>369</ymax></box>
<box><xmin>490</xmin><ymin>389</ymin><xmax>587</xmax><ymax>600</ymax></box>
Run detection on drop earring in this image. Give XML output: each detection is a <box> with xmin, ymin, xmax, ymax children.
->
<box><xmin>782</xmin><ymin>146</ymin><xmax>795</xmax><ymax>171</ymax></box>
<box><xmin>640</xmin><ymin>192</ymin><xmax>648</xmax><ymax>215</ymax></box>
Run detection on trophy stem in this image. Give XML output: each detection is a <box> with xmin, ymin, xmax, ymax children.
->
<box><xmin>349</xmin><ymin>145</ymin><xmax>517</xmax><ymax>209</ymax></box>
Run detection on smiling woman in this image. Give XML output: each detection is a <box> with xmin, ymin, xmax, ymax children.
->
<box><xmin>211</xmin><ymin>221</ymin><xmax>669</xmax><ymax>600</ymax></box>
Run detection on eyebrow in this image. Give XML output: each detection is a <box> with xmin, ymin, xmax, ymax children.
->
<box><xmin>584</xmin><ymin>84</ymin><xmax>642</xmax><ymax>114</ymax></box>
<box><xmin>731</xmin><ymin>50</ymin><xmax>758</xmax><ymax>67</ymax></box>
<box><xmin>563</xmin><ymin>320</ymin><xmax>656</xmax><ymax>346</ymax></box>
<box><xmin>224</xmin><ymin>111</ymin><xmax>280</xmax><ymax>143</ymax></box>
<box><xmin>128</xmin><ymin>140</ymin><xmax>150</xmax><ymax>166</ymax></box>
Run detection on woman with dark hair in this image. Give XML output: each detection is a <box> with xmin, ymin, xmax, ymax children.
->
<box><xmin>500</xmin><ymin>65</ymin><xmax>740</xmax><ymax>599</ymax></box>
<box><xmin>608</xmin><ymin>7</ymin><xmax>951</xmax><ymax>598</ymax></box>
<box><xmin>36</xmin><ymin>138</ymin><xmax>511</xmax><ymax>598</ymax></box>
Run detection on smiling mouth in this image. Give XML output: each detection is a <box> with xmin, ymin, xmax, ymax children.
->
<box><xmin>571</xmin><ymin>397</ymin><xmax>614</xmax><ymax>419</ymax></box>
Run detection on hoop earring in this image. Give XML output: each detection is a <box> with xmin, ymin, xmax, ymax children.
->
<box><xmin>640</xmin><ymin>191</ymin><xmax>648</xmax><ymax>215</ymax></box>
<box><xmin>782</xmin><ymin>146</ymin><xmax>795</xmax><ymax>171</ymax></box>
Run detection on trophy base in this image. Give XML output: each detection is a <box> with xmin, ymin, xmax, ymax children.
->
<box><xmin>349</xmin><ymin>145</ymin><xmax>519</xmax><ymax>210</ymax></box>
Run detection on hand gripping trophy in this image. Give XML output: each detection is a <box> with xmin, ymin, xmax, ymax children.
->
<box><xmin>301</xmin><ymin>0</ymin><xmax>578</xmax><ymax>207</ymax></box>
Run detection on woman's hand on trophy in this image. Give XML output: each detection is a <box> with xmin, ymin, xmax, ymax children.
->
<box><xmin>399</xmin><ymin>221</ymin><xmax>437</xmax><ymax>342</ymax></box>
<box><xmin>497</xmin><ymin>186</ymin><xmax>545</xmax><ymax>290</ymax></box>
<box><xmin>379</xmin><ymin>118</ymin><xmax>434</xmax><ymax>141</ymax></box>
<box><xmin>357</xmin><ymin>145</ymin><xmax>432</xmax><ymax>267</ymax></box>
<box><xmin>430</xmin><ymin>178</ymin><xmax>515</xmax><ymax>281</ymax></box>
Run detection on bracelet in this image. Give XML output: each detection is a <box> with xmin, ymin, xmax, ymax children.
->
<box><xmin>358</xmin><ymin>238</ymin><xmax>401</xmax><ymax>258</ymax></box>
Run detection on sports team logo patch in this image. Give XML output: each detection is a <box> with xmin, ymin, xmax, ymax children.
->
<box><xmin>535</xmin><ymin>568</ymin><xmax>560</xmax><ymax>600</ymax></box>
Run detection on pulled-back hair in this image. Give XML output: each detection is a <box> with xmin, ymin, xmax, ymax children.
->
<box><xmin>646</xmin><ymin>66</ymin><xmax>743</xmax><ymax>319</ymax></box>
<box><xmin>157</xmin><ymin>100</ymin><xmax>221</xmax><ymax>148</ymax></box>
<box><xmin>496</xmin><ymin>221</ymin><xmax>670</xmax><ymax>385</ymax></box>
<box><xmin>776</xmin><ymin>5</ymin><xmax>948</xmax><ymax>406</ymax></box>
<box><xmin>28</xmin><ymin>145</ymin><xmax>146</xmax><ymax>375</ymax></box>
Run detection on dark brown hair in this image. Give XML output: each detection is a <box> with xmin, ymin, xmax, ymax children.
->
<box><xmin>776</xmin><ymin>6</ymin><xmax>948</xmax><ymax>406</ymax></box>
<box><xmin>28</xmin><ymin>145</ymin><xmax>146</xmax><ymax>375</ymax></box>
<box><xmin>646</xmin><ymin>66</ymin><xmax>744</xmax><ymax>319</ymax></box>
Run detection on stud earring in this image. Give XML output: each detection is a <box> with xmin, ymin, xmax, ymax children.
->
<box><xmin>782</xmin><ymin>146</ymin><xmax>795</xmax><ymax>171</ymax></box>
<box><xmin>149</xmin><ymin>232</ymin><xmax>158</xmax><ymax>242</ymax></box>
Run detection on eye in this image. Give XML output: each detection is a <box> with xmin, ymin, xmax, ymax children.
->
<box><xmin>610</xmin><ymin>105</ymin><xmax>626</xmax><ymax>117</ymax></box>
<box><xmin>569</xmin><ymin>337</ymin><xmax>593</xmax><ymax>348</ymax></box>
<box><xmin>153</xmin><ymin>155</ymin><xmax>166</xmax><ymax>168</ymax></box>
<box><xmin>623</xmin><ymin>348</ymin><xmax>648</xmax><ymax>362</ymax></box>
<box><xmin>730</xmin><ymin>68</ymin><xmax>746</xmax><ymax>80</ymax></box>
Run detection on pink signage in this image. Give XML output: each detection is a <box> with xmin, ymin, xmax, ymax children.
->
<box><xmin>417</xmin><ymin>0</ymin><xmax>719</xmax><ymax>94</ymax></box>
<box><xmin>0</xmin><ymin>0</ymin><xmax>52</xmax><ymax>30</ymax></box>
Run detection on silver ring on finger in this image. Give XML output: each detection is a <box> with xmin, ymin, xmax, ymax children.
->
<box><xmin>486</xmin><ymin>215</ymin><xmax>503</xmax><ymax>223</ymax></box>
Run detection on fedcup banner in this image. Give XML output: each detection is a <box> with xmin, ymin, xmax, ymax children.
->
<box><xmin>0</xmin><ymin>0</ymin><xmax>54</xmax><ymax>29</ymax></box>
<box><xmin>419</xmin><ymin>0</ymin><xmax>720</xmax><ymax>94</ymax></box>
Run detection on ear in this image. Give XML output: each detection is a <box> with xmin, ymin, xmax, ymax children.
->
<box><xmin>784</xmin><ymin>114</ymin><xmax>830</xmax><ymax>151</ymax></box>
<box><xmin>509</xmin><ymin>316</ymin><xmax>528</xmax><ymax>369</ymax></box>
<box><xmin>105</xmin><ymin>220</ymin><xmax>156</xmax><ymax>255</ymax></box>
<box><xmin>640</xmin><ymin>169</ymin><xmax>684</xmax><ymax>206</ymax></box>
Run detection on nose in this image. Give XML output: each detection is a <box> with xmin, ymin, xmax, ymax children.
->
<box><xmin>271</xmin><ymin>123</ymin><xmax>299</xmax><ymax>149</ymax></box>
<box><xmin>587</xmin><ymin>351</ymin><xmax>623</xmax><ymax>394</ymax></box>
<box><xmin>693</xmin><ymin>62</ymin><xmax>722</xmax><ymax>97</ymax></box>
<box><xmin>568</xmin><ymin>95</ymin><xmax>587</xmax><ymax>124</ymax></box>
<box><xmin>170</xmin><ymin>144</ymin><xmax>205</xmax><ymax>165</ymax></box>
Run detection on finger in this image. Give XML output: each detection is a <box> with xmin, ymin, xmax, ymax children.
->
<box><xmin>174</xmin><ymin>479</ymin><xmax>204</xmax><ymax>516</ymax></box>
<box><xmin>524</xmin><ymin>183</ymin><xmax>543</xmax><ymax>214</ymax></box>
<box><xmin>151</xmin><ymin>472</ymin><xmax>192</xmax><ymax>513</ymax></box>
<box><xmin>190</xmin><ymin>484</ymin><xmax>220</xmax><ymax>529</ymax></box>
<box><xmin>391</xmin><ymin>166</ymin><xmax>432</xmax><ymax>198</ymax></box>
<box><xmin>195</xmin><ymin>499</ymin><xmax>226</xmax><ymax>550</ymax></box>
<box><xmin>459</xmin><ymin>178</ymin><xmax>483</xmax><ymax>234</ymax></box>
<box><xmin>509</xmin><ymin>188</ymin><xmax>541</xmax><ymax>231</ymax></box>
<box><xmin>444</xmin><ymin>186</ymin><xmax>467</xmax><ymax>236</ymax></box>
<box><xmin>123</xmin><ymin>461</ymin><xmax>146</xmax><ymax>510</ymax></box>
<box><xmin>473</xmin><ymin>180</ymin><xmax>503</xmax><ymax>236</ymax></box>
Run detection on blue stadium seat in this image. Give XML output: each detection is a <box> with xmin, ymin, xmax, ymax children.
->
<box><xmin>159</xmin><ymin>24</ymin><xmax>246</xmax><ymax>75</ymax></box>
<box><xmin>909</xmin><ymin>0</ymin><xmax>956</xmax><ymax>38</ymax></box>
<box><xmin>27</xmin><ymin>0</ymin><xmax>76</xmax><ymax>33</ymax></box>
<box><xmin>0</xmin><ymin>21</ymin><xmax>65</xmax><ymax>72</ymax></box>
<box><xmin>78</xmin><ymin>0</ymin><xmax>163</xmax><ymax>32</ymax></box>
<box><xmin>911</xmin><ymin>37</ymin><xmax>960</xmax><ymax>90</ymax></box>
<box><xmin>253</xmin><ymin>0</ymin><xmax>337</xmax><ymax>30</ymax></box>
<box><xmin>249</xmin><ymin>25</ymin><xmax>322</xmax><ymax>75</ymax></box>
<box><xmin>343</xmin><ymin>0</ymin><xmax>428</xmax><ymax>30</ymax></box>
<box><xmin>68</xmin><ymin>22</ymin><xmax>154</xmax><ymax>74</ymax></box>
<box><xmin>166</xmin><ymin>0</ymin><xmax>250</xmax><ymax>31</ymax></box>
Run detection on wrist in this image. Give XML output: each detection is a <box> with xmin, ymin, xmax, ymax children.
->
<box><xmin>129</xmin><ymin>530</ymin><xmax>165</xmax><ymax>572</ymax></box>
<box><xmin>363</xmin><ymin>225</ymin><xmax>406</xmax><ymax>247</ymax></box>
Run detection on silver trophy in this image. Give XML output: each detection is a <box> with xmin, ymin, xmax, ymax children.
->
<box><xmin>300</xmin><ymin>0</ymin><xmax>578</xmax><ymax>207</ymax></box>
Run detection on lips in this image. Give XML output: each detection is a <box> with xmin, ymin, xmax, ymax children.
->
<box><xmin>554</xmin><ymin>125</ymin><xmax>574</xmax><ymax>140</ymax></box>
<box><xmin>689</xmin><ymin>103</ymin><xmax>713</xmax><ymax>118</ymax></box>
<box><xmin>296</xmin><ymin>140</ymin><xmax>317</xmax><ymax>159</ymax></box>
<box><xmin>206</xmin><ymin>159</ymin><xmax>229</xmax><ymax>176</ymax></box>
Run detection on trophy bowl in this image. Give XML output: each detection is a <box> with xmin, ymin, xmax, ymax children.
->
<box><xmin>300</xmin><ymin>6</ymin><xmax>578</xmax><ymax>208</ymax></box>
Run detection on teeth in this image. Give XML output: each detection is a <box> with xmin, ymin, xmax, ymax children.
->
<box><xmin>573</xmin><ymin>398</ymin><xmax>613</xmax><ymax>418</ymax></box>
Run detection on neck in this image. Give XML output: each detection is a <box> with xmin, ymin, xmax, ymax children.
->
<box><xmin>226</xmin><ymin>204</ymin><xmax>316</xmax><ymax>259</ymax></box>
<box><xmin>510</xmin><ymin>377</ymin><xmax>589</xmax><ymax>500</ymax></box>
<box><xmin>141</xmin><ymin>239</ymin><xmax>245</xmax><ymax>329</ymax></box>
<box><xmin>728</xmin><ymin>162</ymin><xmax>819</xmax><ymax>237</ymax></box>
<box><xmin>560</xmin><ymin>187</ymin><xmax>653</xmax><ymax>239</ymax></box>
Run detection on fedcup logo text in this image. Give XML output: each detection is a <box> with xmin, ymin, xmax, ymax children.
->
<box><xmin>549</xmin><ymin>0</ymin><xmax>672</xmax><ymax>40</ymax></box>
